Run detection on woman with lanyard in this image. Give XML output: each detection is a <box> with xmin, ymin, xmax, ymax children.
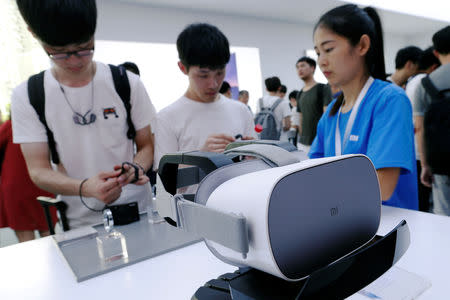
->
<box><xmin>309</xmin><ymin>4</ymin><xmax>418</xmax><ymax>210</ymax></box>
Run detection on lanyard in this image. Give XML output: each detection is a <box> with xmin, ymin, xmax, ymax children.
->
<box><xmin>335</xmin><ymin>77</ymin><xmax>374</xmax><ymax>156</ymax></box>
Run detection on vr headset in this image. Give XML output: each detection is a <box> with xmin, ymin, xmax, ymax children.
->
<box><xmin>154</xmin><ymin>141</ymin><xmax>394</xmax><ymax>282</ymax></box>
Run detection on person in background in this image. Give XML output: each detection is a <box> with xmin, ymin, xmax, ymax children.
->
<box><xmin>238</xmin><ymin>90</ymin><xmax>249</xmax><ymax>103</ymax></box>
<box><xmin>219</xmin><ymin>80</ymin><xmax>232</xmax><ymax>99</ymax></box>
<box><xmin>277</xmin><ymin>84</ymin><xmax>287</xmax><ymax>99</ymax></box>
<box><xmin>288</xmin><ymin>90</ymin><xmax>300</xmax><ymax>146</ymax></box>
<box><xmin>0</xmin><ymin>119</ymin><xmax>57</xmax><ymax>242</ymax></box>
<box><xmin>405</xmin><ymin>46</ymin><xmax>440</xmax><ymax>212</ymax></box>
<box><xmin>154</xmin><ymin>23</ymin><xmax>255</xmax><ymax>169</ymax></box>
<box><xmin>295</xmin><ymin>56</ymin><xmax>332</xmax><ymax>153</ymax></box>
<box><xmin>238</xmin><ymin>90</ymin><xmax>252</xmax><ymax>113</ymax></box>
<box><xmin>387</xmin><ymin>46</ymin><xmax>423</xmax><ymax>87</ymax></box>
<box><xmin>288</xmin><ymin>90</ymin><xmax>299</xmax><ymax>109</ymax></box>
<box><xmin>413</xmin><ymin>25</ymin><xmax>450</xmax><ymax>216</ymax></box>
<box><xmin>256</xmin><ymin>76</ymin><xmax>291</xmax><ymax>142</ymax></box>
<box><xmin>310</xmin><ymin>4</ymin><xmax>418</xmax><ymax>210</ymax></box>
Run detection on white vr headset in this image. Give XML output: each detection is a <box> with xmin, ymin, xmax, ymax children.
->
<box><xmin>155</xmin><ymin>143</ymin><xmax>382</xmax><ymax>281</ymax></box>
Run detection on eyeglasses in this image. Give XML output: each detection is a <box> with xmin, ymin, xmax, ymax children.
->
<box><xmin>47</xmin><ymin>47</ymin><xmax>94</xmax><ymax>60</ymax></box>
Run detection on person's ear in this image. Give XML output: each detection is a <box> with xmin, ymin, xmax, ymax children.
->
<box><xmin>405</xmin><ymin>60</ymin><xmax>412</xmax><ymax>70</ymax></box>
<box><xmin>430</xmin><ymin>64</ymin><xmax>439</xmax><ymax>73</ymax></box>
<box><xmin>429</xmin><ymin>63</ymin><xmax>439</xmax><ymax>73</ymax></box>
<box><xmin>406</xmin><ymin>60</ymin><xmax>419</xmax><ymax>72</ymax></box>
<box><xmin>433</xmin><ymin>50</ymin><xmax>441</xmax><ymax>61</ymax></box>
<box><xmin>358</xmin><ymin>34</ymin><xmax>371</xmax><ymax>56</ymax></box>
<box><xmin>178</xmin><ymin>61</ymin><xmax>188</xmax><ymax>75</ymax></box>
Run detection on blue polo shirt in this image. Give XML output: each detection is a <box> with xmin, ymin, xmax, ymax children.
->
<box><xmin>309</xmin><ymin>79</ymin><xmax>418</xmax><ymax>210</ymax></box>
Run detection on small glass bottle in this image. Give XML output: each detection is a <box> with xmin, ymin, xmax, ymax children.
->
<box><xmin>96</xmin><ymin>209</ymin><xmax>129</xmax><ymax>263</ymax></box>
<box><xmin>147</xmin><ymin>185</ymin><xmax>164</xmax><ymax>224</ymax></box>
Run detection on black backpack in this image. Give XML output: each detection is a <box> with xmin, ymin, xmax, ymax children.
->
<box><xmin>421</xmin><ymin>76</ymin><xmax>450</xmax><ymax>175</ymax></box>
<box><xmin>27</xmin><ymin>64</ymin><xmax>136</xmax><ymax>164</ymax></box>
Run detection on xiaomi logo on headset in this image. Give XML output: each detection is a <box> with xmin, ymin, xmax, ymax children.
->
<box><xmin>330</xmin><ymin>207</ymin><xmax>339</xmax><ymax>217</ymax></box>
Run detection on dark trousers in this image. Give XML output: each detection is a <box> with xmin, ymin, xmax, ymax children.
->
<box><xmin>417</xmin><ymin>160</ymin><xmax>432</xmax><ymax>212</ymax></box>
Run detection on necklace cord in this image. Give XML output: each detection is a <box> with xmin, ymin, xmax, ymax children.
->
<box><xmin>54</xmin><ymin>64</ymin><xmax>96</xmax><ymax>124</ymax></box>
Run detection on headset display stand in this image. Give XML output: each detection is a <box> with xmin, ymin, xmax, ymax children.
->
<box><xmin>193</xmin><ymin>220</ymin><xmax>410</xmax><ymax>300</ymax></box>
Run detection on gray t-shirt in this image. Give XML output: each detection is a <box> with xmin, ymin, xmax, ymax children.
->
<box><xmin>413</xmin><ymin>64</ymin><xmax>450</xmax><ymax>116</ymax></box>
<box><xmin>297</xmin><ymin>83</ymin><xmax>332</xmax><ymax>145</ymax></box>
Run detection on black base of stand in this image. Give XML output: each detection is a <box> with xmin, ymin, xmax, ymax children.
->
<box><xmin>193</xmin><ymin>220</ymin><xmax>410</xmax><ymax>300</ymax></box>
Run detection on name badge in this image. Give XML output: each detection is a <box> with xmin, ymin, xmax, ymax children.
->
<box><xmin>349</xmin><ymin>135</ymin><xmax>359</xmax><ymax>142</ymax></box>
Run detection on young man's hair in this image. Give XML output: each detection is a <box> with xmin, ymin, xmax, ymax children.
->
<box><xmin>177</xmin><ymin>23</ymin><xmax>230</xmax><ymax>71</ymax></box>
<box><xmin>239</xmin><ymin>90</ymin><xmax>249</xmax><ymax>97</ymax></box>
<box><xmin>219</xmin><ymin>81</ymin><xmax>231</xmax><ymax>94</ymax></box>
<box><xmin>279</xmin><ymin>85</ymin><xmax>287</xmax><ymax>94</ymax></box>
<box><xmin>16</xmin><ymin>0</ymin><xmax>97</xmax><ymax>47</ymax></box>
<box><xmin>418</xmin><ymin>47</ymin><xmax>441</xmax><ymax>71</ymax></box>
<box><xmin>120</xmin><ymin>62</ymin><xmax>140</xmax><ymax>76</ymax></box>
<box><xmin>432</xmin><ymin>25</ymin><xmax>450</xmax><ymax>55</ymax></box>
<box><xmin>394</xmin><ymin>46</ymin><xmax>423</xmax><ymax>69</ymax></box>
<box><xmin>265</xmin><ymin>76</ymin><xmax>282</xmax><ymax>92</ymax></box>
<box><xmin>296</xmin><ymin>56</ymin><xmax>316</xmax><ymax>69</ymax></box>
<box><xmin>289</xmin><ymin>90</ymin><xmax>300</xmax><ymax>100</ymax></box>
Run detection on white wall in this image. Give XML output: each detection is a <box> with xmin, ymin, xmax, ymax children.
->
<box><xmin>407</xmin><ymin>33</ymin><xmax>436</xmax><ymax>49</ymax></box>
<box><xmin>384</xmin><ymin>35</ymin><xmax>409</xmax><ymax>74</ymax></box>
<box><xmin>96</xmin><ymin>0</ymin><xmax>413</xmax><ymax>107</ymax></box>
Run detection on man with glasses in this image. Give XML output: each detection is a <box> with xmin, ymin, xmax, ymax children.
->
<box><xmin>11</xmin><ymin>0</ymin><xmax>156</xmax><ymax>229</ymax></box>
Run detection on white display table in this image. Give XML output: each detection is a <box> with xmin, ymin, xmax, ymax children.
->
<box><xmin>0</xmin><ymin>205</ymin><xmax>448</xmax><ymax>300</ymax></box>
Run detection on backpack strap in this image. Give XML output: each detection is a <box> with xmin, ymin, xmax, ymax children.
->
<box><xmin>109</xmin><ymin>64</ymin><xmax>136</xmax><ymax>140</ymax></box>
<box><xmin>317</xmin><ymin>83</ymin><xmax>325</xmax><ymax>112</ymax></box>
<box><xmin>317</xmin><ymin>83</ymin><xmax>324</xmax><ymax>102</ymax></box>
<box><xmin>270</xmin><ymin>98</ymin><xmax>283</xmax><ymax>111</ymax></box>
<box><xmin>421</xmin><ymin>76</ymin><xmax>441</xmax><ymax>103</ymax></box>
<box><xmin>296</xmin><ymin>90</ymin><xmax>303</xmax><ymax>113</ymax></box>
<box><xmin>28</xmin><ymin>71</ymin><xmax>60</xmax><ymax>164</ymax></box>
<box><xmin>421</xmin><ymin>76</ymin><xmax>450</xmax><ymax>104</ymax></box>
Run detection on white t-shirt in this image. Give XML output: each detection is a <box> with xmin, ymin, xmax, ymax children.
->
<box><xmin>154</xmin><ymin>95</ymin><xmax>256</xmax><ymax>168</ymax></box>
<box><xmin>406</xmin><ymin>74</ymin><xmax>426</xmax><ymax>110</ymax></box>
<box><xmin>11</xmin><ymin>62</ymin><xmax>157</xmax><ymax>228</ymax></box>
<box><xmin>290</xmin><ymin>106</ymin><xmax>300</xmax><ymax>127</ymax></box>
<box><xmin>405</xmin><ymin>73</ymin><xmax>426</xmax><ymax>160</ymax></box>
<box><xmin>256</xmin><ymin>95</ymin><xmax>292</xmax><ymax>141</ymax></box>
